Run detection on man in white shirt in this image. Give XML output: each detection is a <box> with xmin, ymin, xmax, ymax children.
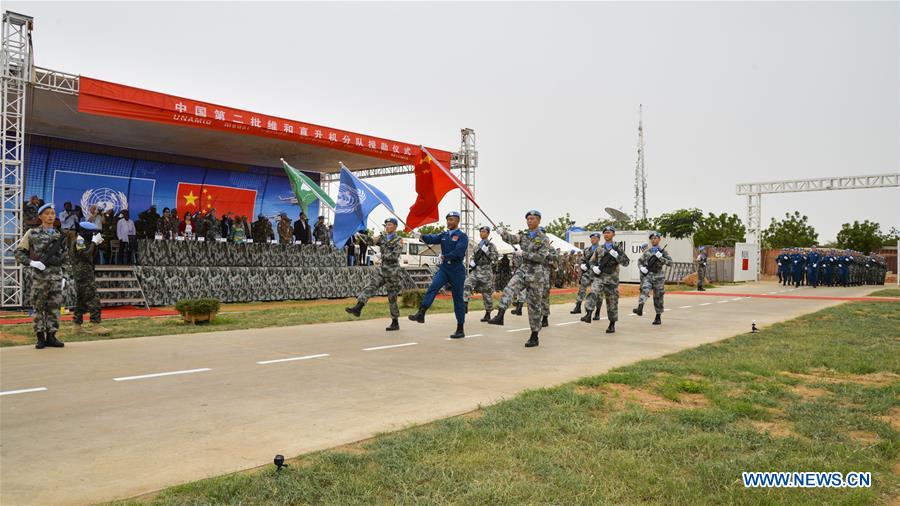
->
<box><xmin>116</xmin><ymin>210</ymin><xmax>137</xmax><ymax>264</ymax></box>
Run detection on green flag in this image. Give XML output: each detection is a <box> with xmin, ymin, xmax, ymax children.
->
<box><xmin>281</xmin><ymin>159</ymin><xmax>335</xmax><ymax>213</ymax></box>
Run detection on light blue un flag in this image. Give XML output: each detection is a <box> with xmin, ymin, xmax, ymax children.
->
<box><xmin>332</xmin><ymin>166</ymin><xmax>394</xmax><ymax>249</ymax></box>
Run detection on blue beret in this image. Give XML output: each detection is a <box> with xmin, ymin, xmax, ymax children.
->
<box><xmin>38</xmin><ymin>203</ymin><xmax>54</xmax><ymax>214</ymax></box>
<box><xmin>699</xmin><ymin>246</ymin><xmax>706</xmax><ymax>251</ymax></box>
<box><xmin>78</xmin><ymin>221</ymin><xmax>98</xmax><ymax>231</ymax></box>
<box><xmin>602</xmin><ymin>225</ymin><xmax>615</xmax><ymax>233</ymax></box>
<box><xmin>446</xmin><ymin>211</ymin><xmax>461</xmax><ymax>218</ymax></box>
<box><xmin>589</xmin><ymin>232</ymin><xmax>601</xmax><ymax>238</ymax></box>
<box><xmin>384</xmin><ymin>217</ymin><xmax>398</xmax><ymax>225</ymax></box>
<box><xmin>648</xmin><ymin>231</ymin><xmax>660</xmax><ymax>238</ymax></box>
<box><xmin>479</xmin><ymin>226</ymin><xmax>491</xmax><ymax>232</ymax></box>
<box><xmin>525</xmin><ymin>210</ymin><xmax>541</xmax><ymax>218</ymax></box>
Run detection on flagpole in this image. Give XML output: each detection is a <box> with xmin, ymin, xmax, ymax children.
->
<box><xmin>280</xmin><ymin>157</ymin><xmax>335</xmax><ymax>211</ymax></box>
<box><xmin>419</xmin><ymin>146</ymin><xmax>499</xmax><ymax>230</ymax></box>
<box><xmin>339</xmin><ymin>161</ymin><xmax>411</xmax><ymax>230</ymax></box>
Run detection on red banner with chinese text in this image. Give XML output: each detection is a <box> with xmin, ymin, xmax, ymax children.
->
<box><xmin>77</xmin><ymin>76</ymin><xmax>453</xmax><ymax>168</ymax></box>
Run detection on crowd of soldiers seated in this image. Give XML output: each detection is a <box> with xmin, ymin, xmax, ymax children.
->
<box><xmin>774</xmin><ymin>247</ymin><xmax>889</xmax><ymax>287</ymax></box>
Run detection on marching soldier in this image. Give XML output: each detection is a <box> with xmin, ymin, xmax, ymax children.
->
<box><xmin>696</xmin><ymin>246</ymin><xmax>708</xmax><ymax>291</ymax></box>
<box><xmin>570</xmin><ymin>232</ymin><xmax>602</xmax><ymax>320</ymax></box>
<box><xmin>488</xmin><ymin>210</ymin><xmax>550</xmax><ymax>348</ymax></box>
<box><xmin>580</xmin><ymin>226</ymin><xmax>630</xmax><ymax>333</ymax></box>
<box><xmin>15</xmin><ymin>203</ymin><xmax>67</xmax><ymax>349</ymax></box>
<box><xmin>632</xmin><ymin>231</ymin><xmax>673</xmax><ymax>325</ymax></box>
<box><xmin>346</xmin><ymin>218</ymin><xmax>404</xmax><ymax>331</ymax></box>
<box><xmin>408</xmin><ymin>211</ymin><xmax>469</xmax><ymax>339</ymax></box>
<box><xmin>463</xmin><ymin>226</ymin><xmax>499</xmax><ymax>322</ymax></box>
<box><xmin>71</xmin><ymin>221</ymin><xmax>110</xmax><ymax>335</ymax></box>
<box><xmin>807</xmin><ymin>247</ymin><xmax>821</xmax><ymax>288</ymax></box>
<box><xmin>277</xmin><ymin>212</ymin><xmax>293</xmax><ymax>245</ymax></box>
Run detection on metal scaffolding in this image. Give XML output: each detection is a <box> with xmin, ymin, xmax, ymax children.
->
<box><xmin>456</xmin><ymin>128</ymin><xmax>478</xmax><ymax>244</ymax></box>
<box><xmin>1</xmin><ymin>11</ymin><xmax>33</xmax><ymax>308</ymax></box>
<box><xmin>633</xmin><ymin>104</ymin><xmax>647</xmax><ymax>222</ymax></box>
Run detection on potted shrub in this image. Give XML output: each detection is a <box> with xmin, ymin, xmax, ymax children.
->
<box><xmin>175</xmin><ymin>298</ymin><xmax>221</xmax><ymax>324</ymax></box>
<box><xmin>400</xmin><ymin>289</ymin><xmax>425</xmax><ymax>308</ymax></box>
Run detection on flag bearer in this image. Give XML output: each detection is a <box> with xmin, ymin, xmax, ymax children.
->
<box><xmin>345</xmin><ymin>218</ymin><xmax>404</xmax><ymax>331</ymax></box>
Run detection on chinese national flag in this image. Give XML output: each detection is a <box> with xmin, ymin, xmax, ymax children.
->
<box><xmin>176</xmin><ymin>182</ymin><xmax>257</xmax><ymax>220</ymax></box>
<box><xmin>405</xmin><ymin>150</ymin><xmax>468</xmax><ymax>232</ymax></box>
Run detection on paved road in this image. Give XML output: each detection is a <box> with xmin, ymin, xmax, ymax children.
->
<box><xmin>0</xmin><ymin>282</ymin><xmax>880</xmax><ymax>505</ymax></box>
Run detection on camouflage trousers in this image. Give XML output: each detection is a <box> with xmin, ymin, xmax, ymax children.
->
<box><xmin>575</xmin><ymin>270</ymin><xmax>592</xmax><ymax>303</ymax></box>
<box><xmin>498</xmin><ymin>269</ymin><xmax>546</xmax><ymax>332</ymax></box>
<box><xmin>585</xmin><ymin>280</ymin><xmax>619</xmax><ymax>322</ymax></box>
<box><xmin>31</xmin><ymin>270</ymin><xmax>62</xmax><ymax>333</ymax></box>
<box><xmin>542</xmin><ymin>270</ymin><xmax>551</xmax><ymax>316</ymax></box>
<box><xmin>73</xmin><ymin>276</ymin><xmax>102</xmax><ymax>325</ymax></box>
<box><xmin>358</xmin><ymin>265</ymin><xmax>401</xmax><ymax>318</ymax></box>
<box><xmin>638</xmin><ymin>273</ymin><xmax>665</xmax><ymax>314</ymax></box>
<box><xmin>697</xmin><ymin>267</ymin><xmax>707</xmax><ymax>287</ymax></box>
<box><xmin>463</xmin><ymin>266</ymin><xmax>494</xmax><ymax>311</ymax></box>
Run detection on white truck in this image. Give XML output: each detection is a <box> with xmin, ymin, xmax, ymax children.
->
<box><xmin>368</xmin><ymin>237</ymin><xmax>441</xmax><ymax>267</ymax></box>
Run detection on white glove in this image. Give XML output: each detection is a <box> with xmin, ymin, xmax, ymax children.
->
<box><xmin>580</xmin><ymin>264</ymin><xmax>587</xmax><ymax>271</ymax></box>
<box><xmin>469</xmin><ymin>260</ymin><xmax>476</xmax><ymax>267</ymax></box>
<box><xmin>640</xmin><ymin>266</ymin><xmax>648</xmax><ymax>274</ymax></box>
<box><xmin>481</xmin><ymin>245</ymin><xmax>489</xmax><ymax>253</ymax></box>
<box><xmin>813</xmin><ymin>264</ymin><xmax>817</xmax><ymax>268</ymax></box>
<box><xmin>592</xmin><ymin>265</ymin><xmax>601</xmax><ymax>275</ymax></box>
<box><xmin>608</xmin><ymin>249</ymin><xmax>618</xmax><ymax>258</ymax></box>
<box><xmin>654</xmin><ymin>251</ymin><xmax>662</xmax><ymax>259</ymax></box>
<box><xmin>29</xmin><ymin>260</ymin><xmax>46</xmax><ymax>271</ymax></box>
<box><xmin>514</xmin><ymin>250</ymin><xmax>523</xmax><ymax>257</ymax></box>
<box><xmin>697</xmin><ymin>255</ymin><xmax>702</xmax><ymax>261</ymax></box>
<box><xmin>92</xmin><ymin>234</ymin><xmax>104</xmax><ymax>245</ymax></box>
<box><xmin>61</xmin><ymin>278</ymin><xmax>66</xmax><ymax>290</ymax></box>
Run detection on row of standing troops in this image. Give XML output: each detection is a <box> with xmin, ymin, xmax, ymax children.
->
<box><xmin>344</xmin><ymin>210</ymin><xmax>677</xmax><ymax>348</ymax></box>
<box><xmin>776</xmin><ymin>248</ymin><xmax>888</xmax><ymax>288</ymax></box>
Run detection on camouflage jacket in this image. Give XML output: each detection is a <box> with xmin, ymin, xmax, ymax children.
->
<box><xmin>372</xmin><ymin>233</ymin><xmax>402</xmax><ymax>266</ymax></box>
<box><xmin>500</xmin><ymin>228</ymin><xmax>550</xmax><ymax>279</ymax></box>
<box><xmin>277</xmin><ymin>220</ymin><xmax>293</xmax><ymax>244</ymax></box>
<box><xmin>69</xmin><ymin>234</ymin><xmax>98</xmax><ymax>280</ymax></box>
<box><xmin>314</xmin><ymin>223</ymin><xmax>330</xmax><ymax>244</ymax></box>
<box><xmin>252</xmin><ymin>219</ymin><xmax>274</xmax><ymax>243</ymax></box>
<box><xmin>638</xmin><ymin>246</ymin><xmax>673</xmax><ymax>276</ymax></box>
<box><xmin>472</xmin><ymin>240</ymin><xmax>499</xmax><ymax>268</ymax></box>
<box><xmin>204</xmin><ymin>215</ymin><xmax>221</xmax><ymax>241</ymax></box>
<box><xmin>15</xmin><ymin>226</ymin><xmax>68</xmax><ymax>278</ymax></box>
<box><xmin>586</xmin><ymin>242</ymin><xmax>630</xmax><ymax>284</ymax></box>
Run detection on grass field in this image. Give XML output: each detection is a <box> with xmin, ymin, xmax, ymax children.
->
<box><xmin>1</xmin><ymin>283</ymin><xmax>711</xmax><ymax>347</ymax></box>
<box><xmin>869</xmin><ymin>288</ymin><xmax>900</xmax><ymax>297</ymax></box>
<box><xmin>116</xmin><ymin>300</ymin><xmax>899</xmax><ymax>505</ymax></box>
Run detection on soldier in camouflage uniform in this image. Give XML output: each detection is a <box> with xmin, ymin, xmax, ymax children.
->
<box><xmin>314</xmin><ymin>216</ymin><xmax>330</xmax><ymax>245</ymax></box>
<box><xmin>70</xmin><ymin>221</ymin><xmax>110</xmax><ymax>335</ymax></box>
<box><xmin>346</xmin><ymin>218</ymin><xmax>404</xmax><ymax>330</ymax></box>
<box><xmin>580</xmin><ymin>226</ymin><xmax>630</xmax><ymax>333</ymax></box>
<box><xmin>15</xmin><ymin>203</ymin><xmax>67</xmax><ymax>348</ymax></box>
<box><xmin>463</xmin><ymin>226</ymin><xmax>499</xmax><ymax>322</ymax></box>
<box><xmin>633</xmin><ymin>231</ymin><xmax>673</xmax><ymax>325</ymax></box>
<box><xmin>277</xmin><ymin>213</ymin><xmax>293</xmax><ymax>245</ymax></box>
<box><xmin>696</xmin><ymin>246</ymin><xmax>708</xmax><ymax>291</ymax></box>
<box><xmin>540</xmin><ymin>247</ymin><xmax>559</xmax><ymax>327</ymax></box>
<box><xmin>571</xmin><ymin>232</ymin><xmax>602</xmax><ymax>320</ymax></box>
<box><xmin>203</xmin><ymin>209</ymin><xmax>221</xmax><ymax>241</ymax></box>
<box><xmin>252</xmin><ymin>214</ymin><xmax>274</xmax><ymax>243</ymax></box>
<box><xmin>488</xmin><ymin>210</ymin><xmax>550</xmax><ymax>348</ymax></box>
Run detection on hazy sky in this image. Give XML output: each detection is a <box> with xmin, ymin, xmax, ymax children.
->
<box><xmin>9</xmin><ymin>1</ymin><xmax>898</xmax><ymax>241</ymax></box>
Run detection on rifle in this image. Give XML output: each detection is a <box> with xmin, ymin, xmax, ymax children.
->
<box><xmin>645</xmin><ymin>244</ymin><xmax>669</xmax><ymax>274</ymax></box>
<box><xmin>590</xmin><ymin>244</ymin><xmax>620</xmax><ymax>275</ymax></box>
<box><xmin>469</xmin><ymin>241</ymin><xmax>491</xmax><ymax>273</ymax></box>
<box><xmin>32</xmin><ymin>231</ymin><xmax>67</xmax><ymax>267</ymax></box>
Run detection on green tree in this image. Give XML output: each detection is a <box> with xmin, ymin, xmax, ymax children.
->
<box><xmin>656</xmin><ymin>208</ymin><xmax>703</xmax><ymax>239</ymax></box>
<box><xmin>631</xmin><ymin>217</ymin><xmax>658</xmax><ymax>231</ymax></box>
<box><xmin>882</xmin><ymin>226</ymin><xmax>900</xmax><ymax>245</ymax></box>
<box><xmin>416</xmin><ymin>225</ymin><xmax>444</xmax><ymax>236</ymax></box>
<box><xmin>761</xmin><ymin>211</ymin><xmax>818</xmax><ymax>249</ymax></box>
<box><xmin>835</xmin><ymin>220</ymin><xmax>884</xmax><ymax>254</ymax></box>
<box><xmin>545</xmin><ymin>213</ymin><xmax>576</xmax><ymax>238</ymax></box>
<box><xmin>584</xmin><ymin>218</ymin><xmax>616</xmax><ymax>232</ymax></box>
<box><xmin>694</xmin><ymin>212</ymin><xmax>746</xmax><ymax>247</ymax></box>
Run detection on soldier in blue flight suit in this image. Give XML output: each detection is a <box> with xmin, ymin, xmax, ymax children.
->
<box><xmin>806</xmin><ymin>247</ymin><xmax>820</xmax><ymax>288</ymax></box>
<box><xmin>791</xmin><ymin>249</ymin><xmax>805</xmax><ymax>287</ymax></box>
<box><xmin>779</xmin><ymin>250</ymin><xmax>792</xmax><ymax>286</ymax></box>
<box><xmin>838</xmin><ymin>250</ymin><xmax>851</xmax><ymax>287</ymax></box>
<box><xmin>776</xmin><ymin>251</ymin><xmax>789</xmax><ymax>285</ymax></box>
<box><xmin>408</xmin><ymin>211</ymin><xmax>469</xmax><ymax>339</ymax></box>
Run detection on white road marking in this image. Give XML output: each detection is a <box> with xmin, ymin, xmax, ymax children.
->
<box><xmin>0</xmin><ymin>387</ymin><xmax>48</xmax><ymax>396</ymax></box>
<box><xmin>700</xmin><ymin>302</ymin><xmax>713</xmax><ymax>306</ymax></box>
<box><xmin>506</xmin><ymin>328</ymin><xmax>531</xmax><ymax>333</ymax></box>
<box><xmin>679</xmin><ymin>305</ymin><xmax>693</xmax><ymax>309</ymax></box>
<box><xmin>113</xmin><ymin>368</ymin><xmax>211</xmax><ymax>382</ymax></box>
<box><xmin>257</xmin><ymin>353</ymin><xmax>329</xmax><ymax>365</ymax></box>
<box><xmin>363</xmin><ymin>342</ymin><xmax>417</xmax><ymax>351</ymax></box>
<box><xmin>716</xmin><ymin>300</ymin><xmax>729</xmax><ymax>304</ymax></box>
<box><xmin>555</xmin><ymin>321</ymin><xmax>581</xmax><ymax>326</ymax></box>
<box><xmin>730</xmin><ymin>298</ymin><xmax>743</xmax><ymax>301</ymax></box>
<box><xmin>767</xmin><ymin>291</ymin><xmax>778</xmax><ymax>295</ymax></box>
<box><xmin>445</xmin><ymin>334</ymin><xmax>484</xmax><ymax>340</ymax></box>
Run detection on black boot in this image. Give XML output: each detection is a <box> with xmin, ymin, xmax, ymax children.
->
<box><xmin>488</xmin><ymin>308</ymin><xmax>505</xmax><ymax>325</ymax></box>
<box><xmin>408</xmin><ymin>308</ymin><xmax>426</xmax><ymax>323</ymax></box>
<box><xmin>345</xmin><ymin>301</ymin><xmax>364</xmax><ymax>317</ymax></box>
<box><xmin>480</xmin><ymin>310</ymin><xmax>492</xmax><ymax>322</ymax></box>
<box><xmin>450</xmin><ymin>324</ymin><xmax>465</xmax><ymax>339</ymax></box>
<box><xmin>593</xmin><ymin>307</ymin><xmax>601</xmax><ymax>320</ymax></box>
<box><xmin>35</xmin><ymin>332</ymin><xmax>46</xmax><ymax>350</ymax></box>
<box><xmin>698</xmin><ymin>286</ymin><xmax>706</xmax><ymax>292</ymax></box>
<box><xmin>464</xmin><ymin>301</ymin><xmax>469</xmax><ymax>314</ymax></box>
<box><xmin>569</xmin><ymin>302</ymin><xmax>582</xmax><ymax>314</ymax></box>
<box><xmin>652</xmin><ymin>314</ymin><xmax>661</xmax><ymax>325</ymax></box>
<box><xmin>385</xmin><ymin>318</ymin><xmax>399</xmax><ymax>331</ymax></box>
<box><xmin>580</xmin><ymin>311</ymin><xmax>592</xmax><ymax>323</ymax></box>
<box><xmin>525</xmin><ymin>331</ymin><xmax>539</xmax><ymax>348</ymax></box>
<box><xmin>605</xmin><ymin>321</ymin><xmax>615</xmax><ymax>334</ymax></box>
<box><xmin>511</xmin><ymin>302</ymin><xmax>523</xmax><ymax>315</ymax></box>
<box><xmin>633</xmin><ymin>303</ymin><xmax>644</xmax><ymax>316</ymax></box>
<box><xmin>45</xmin><ymin>332</ymin><xmax>65</xmax><ymax>347</ymax></box>
<box><xmin>541</xmin><ymin>315</ymin><xmax>549</xmax><ymax>327</ymax></box>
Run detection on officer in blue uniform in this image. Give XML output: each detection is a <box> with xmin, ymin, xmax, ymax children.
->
<box><xmin>791</xmin><ymin>249</ymin><xmax>804</xmax><ymax>287</ymax></box>
<box><xmin>824</xmin><ymin>250</ymin><xmax>835</xmax><ymax>286</ymax></box>
<box><xmin>806</xmin><ymin>247</ymin><xmax>820</xmax><ymax>287</ymax></box>
<box><xmin>838</xmin><ymin>250</ymin><xmax>851</xmax><ymax>287</ymax></box>
<box><xmin>408</xmin><ymin>211</ymin><xmax>469</xmax><ymax>339</ymax></box>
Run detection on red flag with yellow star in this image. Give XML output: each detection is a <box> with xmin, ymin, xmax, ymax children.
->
<box><xmin>404</xmin><ymin>150</ymin><xmax>465</xmax><ymax>232</ymax></box>
<box><xmin>175</xmin><ymin>182</ymin><xmax>257</xmax><ymax>221</ymax></box>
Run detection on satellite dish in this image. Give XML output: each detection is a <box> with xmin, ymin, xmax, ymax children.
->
<box><xmin>605</xmin><ymin>207</ymin><xmax>631</xmax><ymax>222</ymax></box>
